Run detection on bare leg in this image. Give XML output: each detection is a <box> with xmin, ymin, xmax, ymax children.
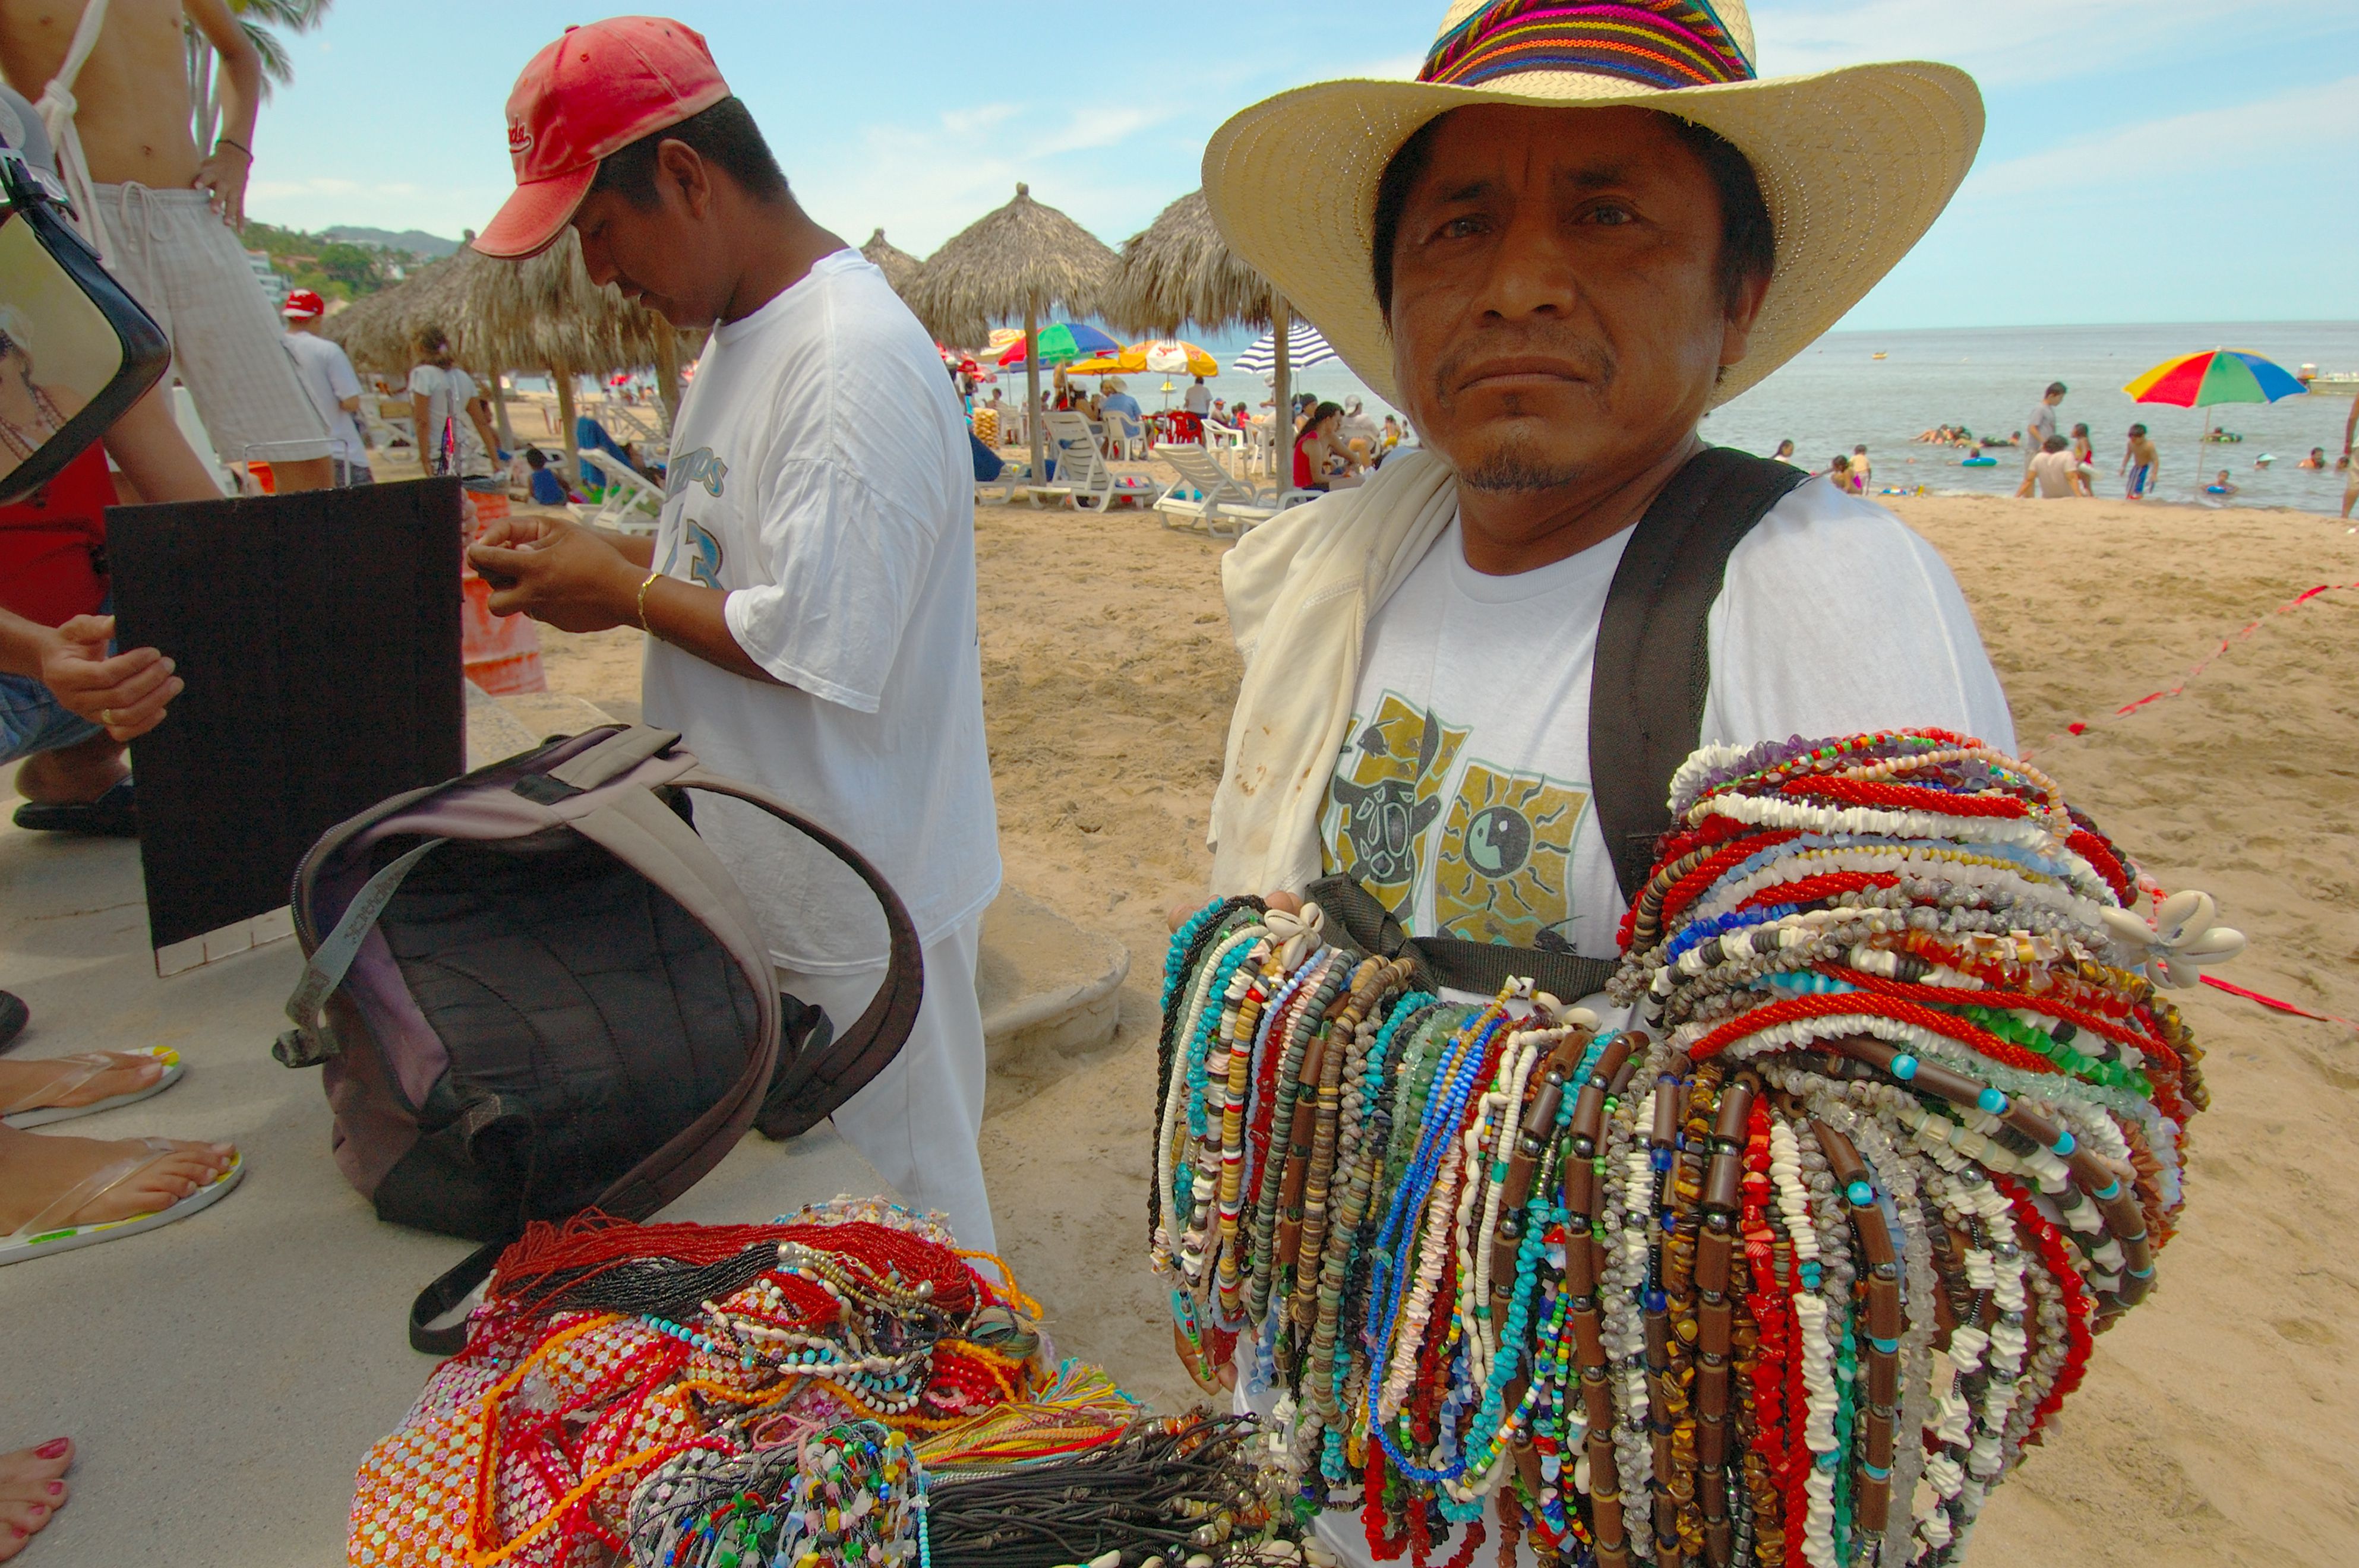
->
<box><xmin>0</xmin><ymin>1054</ymin><xmax>168</xmax><ymax>1114</ymax></box>
<box><xmin>99</xmin><ymin>383</ymin><xmax>222</xmax><ymax>505</ymax></box>
<box><xmin>270</xmin><ymin>456</ymin><xmax>336</xmax><ymax>493</ymax></box>
<box><xmin>11</xmin><ymin>734</ymin><xmax>126</xmax><ymax>808</ymax></box>
<box><xmin>0</xmin><ymin>1438</ymin><xmax>73</xmax><ymax>1561</ymax></box>
<box><xmin>0</xmin><ymin>1124</ymin><xmax>234</xmax><ymax>1235</ymax></box>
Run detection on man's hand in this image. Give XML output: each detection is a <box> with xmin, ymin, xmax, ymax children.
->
<box><xmin>468</xmin><ymin>514</ymin><xmax>644</xmax><ymax>633</ymax></box>
<box><xmin>194</xmin><ymin>144</ymin><xmax>251</xmax><ymax>228</ymax></box>
<box><xmin>38</xmin><ymin>617</ymin><xmax>182</xmax><ymax>741</ymax></box>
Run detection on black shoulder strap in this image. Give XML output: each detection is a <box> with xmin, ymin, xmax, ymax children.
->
<box><xmin>1590</xmin><ymin>447</ymin><xmax>1807</xmax><ymax>905</ymax></box>
<box><xmin>1306</xmin><ymin>871</ymin><xmax>1618</xmax><ymax>1004</ymax></box>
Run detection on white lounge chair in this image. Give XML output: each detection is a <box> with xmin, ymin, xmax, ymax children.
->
<box><xmin>582</xmin><ymin>449</ymin><xmax>664</xmax><ymax>536</ymax></box>
<box><xmin>1101</xmin><ymin>408</ymin><xmax>1148</xmax><ymax>461</ymax></box>
<box><xmin>1153</xmin><ymin>442</ymin><xmax>1284</xmax><ymax>537</ymax></box>
<box><xmin>1032</xmin><ymin>411</ymin><xmax>1155</xmax><ymax>509</ymax></box>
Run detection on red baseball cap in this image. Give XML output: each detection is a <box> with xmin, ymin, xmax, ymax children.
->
<box><xmin>281</xmin><ymin>287</ymin><xmax>326</xmax><ymax>319</ymax></box>
<box><xmin>473</xmin><ymin>16</ymin><xmax>729</xmax><ymax>261</ymax></box>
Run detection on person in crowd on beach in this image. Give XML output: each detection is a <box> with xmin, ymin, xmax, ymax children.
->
<box><xmin>2341</xmin><ymin>392</ymin><xmax>2358</xmax><ymax>520</ymax></box>
<box><xmin>2123</xmin><ymin>422</ymin><xmax>2160</xmax><ymax>500</ymax></box>
<box><xmin>2206</xmin><ymin>469</ymin><xmax>2237</xmax><ymax>497</ymax></box>
<box><xmin>1291</xmin><ymin>400</ymin><xmax>1360</xmax><ymax>493</ymax></box>
<box><xmin>2299</xmin><ymin>447</ymin><xmax>2326</xmax><ymax>469</ymax></box>
<box><xmin>462</xmin><ymin>18</ymin><xmax>1002</xmax><ymax>1249</ymax></box>
<box><xmin>2017</xmin><ymin>434</ymin><xmax>2089</xmax><ymax>498</ymax></box>
<box><xmin>1380</xmin><ymin>413</ymin><xmax>1403</xmax><ymax>451</ymax></box>
<box><xmin>1</xmin><ymin>394</ymin><xmax>241</xmax><ymax>1320</ymax></box>
<box><xmin>1850</xmin><ymin>442</ymin><xmax>1871</xmax><ymax>491</ymax></box>
<box><xmin>2024</xmin><ymin>381</ymin><xmax>2064</xmax><ymax>476</ymax></box>
<box><xmin>409</xmin><ymin>327</ymin><xmax>501</xmax><ymax>488</ymax></box>
<box><xmin>2069</xmin><ymin>421</ymin><xmax>2094</xmax><ymax>470</ymax></box>
<box><xmin>1183</xmin><ymin>375</ymin><xmax>1211</xmax><ymax>419</ymax></box>
<box><xmin>1338</xmin><ymin>395</ymin><xmax>1381</xmax><ymax>448</ymax></box>
<box><xmin>1099</xmin><ymin>378</ymin><xmax>1142</xmax><ymax>423</ymax></box>
<box><xmin>279</xmin><ymin>289</ymin><xmax>372</xmax><ymax>488</ymax></box>
<box><xmin>1182</xmin><ymin>0</ymin><xmax>2010</xmax><ymax>1056</ymax></box>
<box><xmin>0</xmin><ymin>0</ymin><xmax>339</xmax><ymax>491</ymax></box>
<box><xmin>522</xmin><ymin>447</ymin><xmax>583</xmax><ymax>507</ymax></box>
<box><xmin>1771</xmin><ymin>437</ymin><xmax>1794</xmax><ymax>459</ymax></box>
<box><xmin>1825</xmin><ymin>453</ymin><xmax>1850</xmax><ymax>488</ymax></box>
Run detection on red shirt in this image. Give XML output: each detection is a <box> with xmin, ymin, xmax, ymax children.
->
<box><xmin>0</xmin><ymin>443</ymin><xmax>112</xmax><ymax>628</ymax></box>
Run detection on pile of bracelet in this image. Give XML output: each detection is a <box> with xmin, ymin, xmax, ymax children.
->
<box><xmin>349</xmin><ymin>1197</ymin><xmax>1293</xmax><ymax>1568</ymax></box>
<box><xmin>1151</xmin><ymin>729</ymin><xmax>2238</xmax><ymax>1568</ymax></box>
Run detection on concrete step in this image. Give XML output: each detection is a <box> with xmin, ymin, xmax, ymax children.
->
<box><xmin>977</xmin><ymin>887</ymin><xmax>1129</xmax><ymax>1058</ymax></box>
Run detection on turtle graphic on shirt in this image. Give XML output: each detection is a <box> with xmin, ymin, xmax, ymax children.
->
<box><xmin>1319</xmin><ymin>693</ymin><xmax>1466</xmax><ymax>913</ymax></box>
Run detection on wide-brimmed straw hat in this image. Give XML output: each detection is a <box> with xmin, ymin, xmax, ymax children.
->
<box><xmin>1201</xmin><ymin>0</ymin><xmax>1982</xmax><ymax>408</ymax></box>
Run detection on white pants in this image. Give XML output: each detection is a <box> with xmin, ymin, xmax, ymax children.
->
<box><xmin>774</xmin><ymin>912</ymin><xmax>995</xmax><ymax>1251</ymax></box>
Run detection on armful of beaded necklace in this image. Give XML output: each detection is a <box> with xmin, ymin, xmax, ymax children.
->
<box><xmin>1692</xmin><ymin>1068</ymin><xmax>1752</xmax><ymax>1566</ymax></box>
<box><xmin>1809</xmin><ymin>1118</ymin><xmax>1900</xmax><ymax>1535</ymax></box>
<box><xmin>1557</xmin><ymin>1032</ymin><xmax>1641</xmax><ymax>1568</ymax></box>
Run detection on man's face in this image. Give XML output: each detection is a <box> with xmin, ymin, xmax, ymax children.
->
<box><xmin>570</xmin><ymin>149</ymin><xmax>730</xmax><ymax>328</ymax></box>
<box><xmin>1384</xmin><ymin>105</ymin><xmax>1758</xmax><ymax>494</ymax></box>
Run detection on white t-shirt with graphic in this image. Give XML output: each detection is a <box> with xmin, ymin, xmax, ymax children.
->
<box><xmin>642</xmin><ymin>249</ymin><xmax>1001</xmax><ymax>972</ymax></box>
<box><xmin>1319</xmin><ymin>475</ymin><xmax>2015</xmax><ymax>961</ymax></box>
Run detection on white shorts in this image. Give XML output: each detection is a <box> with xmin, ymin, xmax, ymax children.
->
<box><xmin>91</xmin><ymin>183</ymin><xmax>332</xmax><ymax>466</ymax></box>
<box><xmin>773</xmin><ymin>912</ymin><xmax>996</xmax><ymax>1251</ymax></box>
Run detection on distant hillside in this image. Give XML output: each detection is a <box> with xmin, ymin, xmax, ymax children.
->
<box><xmin>323</xmin><ymin>226</ymin><xmax>461</xmax><ymax>260</ymax></box>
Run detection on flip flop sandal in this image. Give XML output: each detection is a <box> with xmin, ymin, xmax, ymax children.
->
<box><xmin>1</xmin><ymin>1046</ymin><xmax>183</xmax><ymax>1128</ymax></box>
<box><xmin>0</xmin><ymin>1142</ymin><xmax>244</xmax><ymax>1265</ymax></box>
<box><xmin>11</xmin><ymin>777</ymin><xmax>138</xmax><ymax>837</ymax></box>
<box><xmin>0</xmin><ymin>991</ymin><xmax>24</xmax><ymax>1053</ymax></box>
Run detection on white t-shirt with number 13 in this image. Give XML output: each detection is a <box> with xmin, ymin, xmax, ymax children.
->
<box><xmin>642</xmin><ymin>249</ymin><xmax>1000</xmax><ymax>972</ymax></box>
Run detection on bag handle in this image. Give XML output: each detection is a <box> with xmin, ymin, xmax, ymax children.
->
<box><xmin>673</xmin><ymin>769</ymin><xmax>926</xmax><ymax>1139</ymax></box>
<box><xmin>274</xmin><ymin>837</ymin><xmax>445</xmax><ymax>1067</ymax></box>
<box><xmin>409</xmin><ymin>1237</ymin><xmax>506</xmax><ymax>1356</ymax></box>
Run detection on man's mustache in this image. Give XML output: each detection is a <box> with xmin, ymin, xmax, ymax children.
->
<box><xmin>1430</xmin><ymin>330</ymin><xmax>1617</xmax><ymax>403</ymax></box>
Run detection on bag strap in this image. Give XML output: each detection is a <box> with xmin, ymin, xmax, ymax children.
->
<box><xmin>274</xmin><ymin>836</ymin><xmax>444</xmax><ymax>1067</ymax></box>
<box><xmin>674</xmin><ymin>770</ymin><xmax>926</xmax><ymax>1140</ymax></box>
<box><xmin>1590</xmin><ymin>447</ymin><xmax>1807</xmax><ymax>905</ymax></box>
<box><xmin>1306</xmin><ymin>872</ymin><xmax>1618</xmax><ymax>1003</ymax></box>
<box><xmin>409</xmin><ymin>1237</ymin><xmax>506</xmax><ymax>1356</ymax></box>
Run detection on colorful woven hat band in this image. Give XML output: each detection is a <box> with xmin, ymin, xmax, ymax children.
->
<box><xmin>1420</xmin><ymin>0</ymin><xmax>1756</xmax><ymax>90</ymax></box>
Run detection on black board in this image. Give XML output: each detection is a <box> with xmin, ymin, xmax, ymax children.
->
<box><xmin>106</xmin><ymin>478</ymin><xmax>465</xmax><ymax>953</ymax></box>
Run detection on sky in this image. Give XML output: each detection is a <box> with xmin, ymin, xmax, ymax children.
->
<box><xmin>242</xmin><ymin>1</ymin><xmax>2359</xmax><ymax>333</ymax></box>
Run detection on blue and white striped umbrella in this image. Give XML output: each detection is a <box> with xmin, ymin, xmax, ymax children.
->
<box><xmin>1233</xmin><ymin>321</ymin><xmax>1337</xmax><ymax>375</ymax></box>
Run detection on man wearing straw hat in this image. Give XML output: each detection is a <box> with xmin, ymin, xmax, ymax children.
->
<box><xmin>1199</xmin><ymin>3</ymin><xmax>2013</xmax><ymax>1019</ymax></box>
<box><xmin>461</xmin><ymin>18</ymin><xmax>1002</xmax><ymax>1250</ymax></box>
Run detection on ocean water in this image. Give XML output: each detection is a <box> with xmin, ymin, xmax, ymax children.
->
<box><xmin>1170</xmin><ymin>320</ymin><xmax>2359</xmax><ymax>513</ymax></box>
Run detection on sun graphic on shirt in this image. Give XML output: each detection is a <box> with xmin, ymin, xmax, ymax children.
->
<box><xmin>1432</xmin><ymin>762</ymin><xmax>1588</xmax><ymax>949</ymax></box>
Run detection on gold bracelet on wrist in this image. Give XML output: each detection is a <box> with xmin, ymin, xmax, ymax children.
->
<box><xmin>636</xmin><ymin>570</ymin><xmax>662</xmax><ymax>634</ymax></box>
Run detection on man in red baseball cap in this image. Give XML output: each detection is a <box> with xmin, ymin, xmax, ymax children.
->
<box><xmin>466</xmin><ymin>18</ymin><xmax>1004</xmax><ymax>1251</ymax></box>
<box><xmin>279</xmin><ymin>288</ymin><xmax>372</xmax><ymax>487</ymax></box>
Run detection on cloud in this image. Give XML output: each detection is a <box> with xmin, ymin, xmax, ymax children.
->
<box><xmin>1754</xmin><ymin>0</ymin><xmax>2241</xmax><ymax>87</ymax></box>
<box><xmin>1959</xmin><ymin>74</ymin><xmax>2359</xmax><ymax>195</ymax></box>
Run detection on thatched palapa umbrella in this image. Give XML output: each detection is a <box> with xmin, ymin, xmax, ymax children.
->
<box><xmin>860</xmin><ymin>228</ymin><xmax>924</xmax><ymax>301</ymax></box>
<box><xmin>463</xmin><ymin>229</ymin><xmax>698</xmax><ymax>481</ymax></box>
<box><xmin>1105</xmin><ymin>188</ymin><xmax>1298</xmax><ymax>470</ymax></box>
<box><xmin>904</xmin><ymin>183</ymin><xmax>1117</xmax><ymax>482</ymax></box>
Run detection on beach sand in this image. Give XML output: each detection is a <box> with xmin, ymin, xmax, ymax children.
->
<box><xmin>530</xmin><ymin>489</ymin><xmax>2359</xmax><ymax>1567</ymax></box>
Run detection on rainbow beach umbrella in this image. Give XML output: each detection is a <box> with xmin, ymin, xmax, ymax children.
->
<box><xmin>2123</xmin><ymin>349</ymin><xmax>2306</xmax><ymax>500</ymax></box>
<box><xmin>995</xmin><ymin>321</ymin><xmax>1119</xmax><ymax>368</ymax></box>
<box><xmin>2122</xmin><ymin>347</ymin><xmax>2306</xmax><ymax>409</ymax></box>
